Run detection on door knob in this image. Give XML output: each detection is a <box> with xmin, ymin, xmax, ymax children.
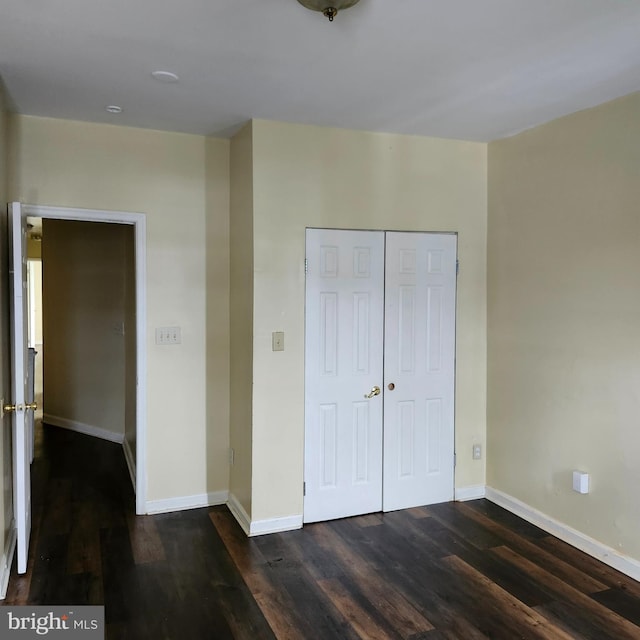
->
<box><xmin>24</xmin><ymin>402</ymin><xmax>37</xmax><ymax>411</ymax></box>
<box><xmin>364</xmin><ymin>386</ymin><xmax>381</xmax><ymax>399</ymax></box>
<box><xmin>3</xmin><ymin>403</ymin><xmax>16</xmax><ymax>413</ymax></box>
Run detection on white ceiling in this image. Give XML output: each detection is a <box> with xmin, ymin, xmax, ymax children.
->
<box><xmin>1</xmin><ymin>0</ymin><xmax>640</xmax><ymax>142</ymax></box>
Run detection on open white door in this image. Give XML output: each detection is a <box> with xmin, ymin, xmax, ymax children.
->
<box><xmin>8</xmin><ymin>202</ymin><xmax>32</xmax><ymax>574</ymax></box>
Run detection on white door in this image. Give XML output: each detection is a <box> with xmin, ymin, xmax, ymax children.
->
<box><xmin>304</xmin><ymin>229</ymin><xmax>385</xmax><ymax>523</ymax></box>
<box><xmin>304</xmin><ymin>229</ymin><xmax>457</xmax><ymax>522</ymax></box>
<box><xmin>8</xmin><ymin>202</ymin><xmax>33</xmax><ymax>574</ymax></box>
<box><xmin>383</xmin><ymin>232</ymin><xmax>457</xmax><ymax>511</ymax></box>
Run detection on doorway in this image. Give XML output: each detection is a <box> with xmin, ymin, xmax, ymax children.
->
<box><xmin>304</xmin><ymin>228</ymin><xmax>457</xmax><ymax>523</ymax></box>
<box><xmin>21</xmin><ymin>205</ymin><xmax>147</xmax><ymax>515</ymax></box>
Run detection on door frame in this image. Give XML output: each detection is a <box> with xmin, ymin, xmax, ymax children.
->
<box><xmin>22</xmin><ymin>204</ymin><xmax>147</xmax><ymax>515</ymax></box>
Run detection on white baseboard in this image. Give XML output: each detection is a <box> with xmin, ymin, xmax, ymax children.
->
<box><xmin>122</xmin><ymin>438</ymin><xmax>136</xmax><ymax>492</ymax></box>
<box><xmin>249</xmin><ymin>514</ymin><xmax>303</xmax><ymax>536</ymax></box>
<box><xmin>486</xmin><ymin>486</ymin><xmax>640</xmax><ymax>583</ymax></box>
<box><xmin>44</xmin><ymin>414</ymin><xmax>124</xmax><ymax>445</ymax></box>
<box><xmin>455</xmin><ymin>485</ymin><xmax>486</xmax><ymax>501</ymax></box>
<box><xmin>145</xmin><ymin>490</ymin><xmax>228</xmax><ymax>515</ymax></box>
<box><xmin>227</xmin><ymin>493</ymin><xmax>251</xmax><ymax>536</ymax></box>
<box><xmin>227</xmin><ymin>493</ymin><xmax>302</xmax><ymax>537</ymax></box>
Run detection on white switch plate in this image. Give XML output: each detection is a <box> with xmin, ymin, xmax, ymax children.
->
<box><xmin>272</xmin><ymin>331</ymin><xmax>284</xmax><ymax>351</ymax></box>
<box><xmin>155</xmin><ymin>326</ymin><xmax>181</xmax><ymax>345</ymax></box>
<box><xmin>472</xmin><ymin>444</ymin><xmax>482</xmax><ymax>460</ymax></box>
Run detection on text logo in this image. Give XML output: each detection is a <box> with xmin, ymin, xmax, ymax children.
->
<box><xmin>0</xmin><ymin>607</ymin><xmax>104</xmax><ymax>639</ymax></box>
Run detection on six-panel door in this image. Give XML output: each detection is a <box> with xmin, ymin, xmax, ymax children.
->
<box><xmin>304</xmin><ymin>229</ymin><xmax>457</xmax><ymax>523</ymax></box>
<box><xmin>304</xmin><ymin>229</ymin><xmax>385</xmax><ymax>523</ymax></box>
<box><xmin>383</xmin><ymin>232</ymin><xmax>457</xmax><ymax>511</ymax></box>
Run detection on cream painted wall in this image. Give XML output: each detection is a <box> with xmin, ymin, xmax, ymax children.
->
<box><xmin>205</xmin><ymin>137</ymin><xmax>231</xmax><ymax>497</ymax></box>
<box><xmin>27</xmin><ymin>236</ymin><xmax>41</xmax><ymax>259</ymax></box>
<box><xmin>42</xmin><ymin>219</ymin><xmax>128</xmax><ymax>437</ymax></box>
<box><xmin>229</xmin><ymin>123</ymin><xmax>254</xmax><ymax>515</ymax></box>
<box><xmin>9</xmin><ymin>115</ymin><xmax>227</xmax><ymax>504</ymax></box>
<box><xmin>28</xmin><ymin>260</ymin><xmax>43</xmax><ymax>345</ymax></box>
<box><xmin>250</xmin><ymin>120</ymin><xmax>488</xmax><ymax>522</ymax></box>
<box><xmin>488</xmin><ymin>92</ymin><xmax>640</xmax><ymax>561</ymax></box>
<box><xmin>0</xmin><ymin>80</ymin><xmax>13</xmax><ymax>578</ymax></box>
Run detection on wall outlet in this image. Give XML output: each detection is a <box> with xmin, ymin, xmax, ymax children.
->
<box><xmin>472</xmin><ymin>444</ymin><xmax>482</xmax><ymax>460</ymax></box>
<box><xmin>573</xmin><ymin>470</ymin><xmax>589</xmax><ymax>494</ymax></box>
<box><xmin>155</xmin><ymin>326</ymin><xmax>181</xmax><ymax>345</ymax></box>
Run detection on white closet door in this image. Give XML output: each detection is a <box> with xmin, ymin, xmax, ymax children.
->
<box><xmin>304</xmin><ymin>229</ymin><xmax>385</xmax><ymax>523</ymax></box>
<box><xmin>383</xmin><ymin>232</ymin><xmax>457</xmax><ymax>511</ymax></box>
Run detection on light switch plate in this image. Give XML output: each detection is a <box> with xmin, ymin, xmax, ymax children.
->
<box><xmin>272</xmin><ymin>331</ymin><xmax>284</xmax><ymax>351</ymax></box>
<box><xmin>155</xmin><ymin>326</ymin><xmax>181</xmax><ymax>345</ymax></box>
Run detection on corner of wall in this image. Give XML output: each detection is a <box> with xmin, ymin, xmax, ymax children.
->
<box><xmin>205</xmin><ymin>136</ymin><xmax>232</xmax><ymax>498</ymax></box>
<box><xmin>228</xmin><ymin>122</ymin><xmax>255</xmax><ymax>520</ymax></box>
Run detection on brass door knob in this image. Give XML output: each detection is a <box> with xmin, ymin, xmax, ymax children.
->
<box><xmin>3</xmin><ymin>403</ymin><xmax>16</xmax><ymax>413</ymax></box>
<box><xmin>364</xmin><ymin>386</ymin><xmax>381</xmax><ymax>399</ymax></box>
<box><xmin>25</xmin><ymin>402</ymin><xmax>38</xmax><ymax>411</ymax></box>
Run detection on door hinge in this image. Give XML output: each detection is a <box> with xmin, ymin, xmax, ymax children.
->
<box><xmin>304</xmin><ymin>259</ymin><xmax>308</xmax><ymax>275</ymax></box>
<box><xmin>303</xmin><ymin>481</ymin><xmax>306</xmax><ymax>496</ymax></box>
<box><xmin>456</xmin><ymin>259</ymin><xmax>460</xmax><ymax>276</ymax></box>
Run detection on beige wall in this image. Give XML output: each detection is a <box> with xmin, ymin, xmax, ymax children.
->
<box><xmin>229</xmin><ymin>123</ymin><xmax>254</xmax><ymax>515</ymax></box>
<box><xmin>9</xmin><ymin>115</ymin><xmax>230</xmax><ymax>504</ymax></box>
<box><xmin>0</xmin><ymin>81</ymin><xmax>13</xmax><ymax>580</ymax></box>
<box><xmin>28</xmin><ymin>259</ymin><xmax>43</xmax><ymax>345</ymax></box>
<box><xmin>249</xmin><ymin>120</ymin><xmax>488</xmax><ymax>521</ymax></box>
<box><xmin>42</xmin><ymin>219</ymin><xmax>129</xmax><ymax>437</ymax></box>
<box><xmin>488</xmin><ymin>92</ymin><xmax>640</xmax><ymax>561</ymax></box>
<box><xmin>27</xmin><ymin>236</ymin><xmax>41</xmax><ymax>259</ymax></box>
<box><xmin>205</xmin><ymin>137</ymin><xmax>231</xmax><ymax>500</ymax></box>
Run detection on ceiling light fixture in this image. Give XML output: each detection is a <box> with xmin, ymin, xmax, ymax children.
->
<box><xmin>105</xmin><ymin>105</ymin><xmax>122</xmax><ymax>114</ymax></box>
<box><xmin>297</xmin><ymin>0</ymin><xmax>361</xmax><ymax>21</ymax></box>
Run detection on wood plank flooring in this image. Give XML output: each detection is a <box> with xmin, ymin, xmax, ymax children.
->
<box><xmin>3</xmin><ymin>424</ymin><xmax>640</xmax><ymax>639</ymax></box>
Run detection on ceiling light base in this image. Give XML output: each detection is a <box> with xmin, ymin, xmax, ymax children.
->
<box><xmin>323</xmin><ymin>7</ymin><xmax>337</xmax><ymax>21</ymax></box>
<box><xmin>297</xmin><ymin>0</ymin><xmax>361</xmax><ymax>22</ymax></box>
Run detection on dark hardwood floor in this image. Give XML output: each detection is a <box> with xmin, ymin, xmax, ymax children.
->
<box><xmin>3</xmin><ymin>424</ymin><xmax>640</xmax><ymax>639</ymax></box>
